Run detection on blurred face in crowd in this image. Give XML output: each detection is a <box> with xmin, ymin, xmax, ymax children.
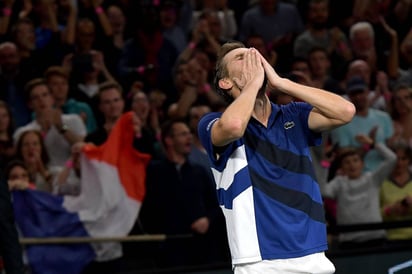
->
<box><xmin>260</xmin><ymin>0</ymin><xmax>277</xmax><ymax>13</ymax></box>
<box><xmin>8</xmin><ymin>165</ymin><xmax>30</xmax><ymax>182</ymax></box>
<box><xmin>206</xmin><ymin>13</ymin><xmax>222</xmax><ymax>39</ymax></box>
<box><xmin>47</xmin><ymin>75</ymin><xmax>69</xmax><ymax>107</ymax></box>
<box><xmin>308</xmin><ymin>50</ymin><xmax>330</xmax><ymax>78</ymax></box>
<box><xmin>168</xmin><ymin>122</ymin><xmax>193</xmax><ymax>156</ymax></box>
<box><xmin>76</xmin><ymin>20</ymin><xmax>95</xmax><ymax>51</ymax></box>
<box><xmin>347</xmin><ymin>88</ymin><xmax>369</xmax><ymax>112</ymax></box>
<box><xmin>246</xmin><ymin>36</ymin><xmax>268</xmax><ymax>59</ymax></box>
<box><xmin>351</xmin><ymin>29</ymin><xmax>374</xmax><ymax>58</ymax></box>
<box><xmin>347</xmin><ymin>60</ymin><xmax>371</xmax><ymax>86</ymax></box>
<box><xmin>291</xmin><ymin>60</ymin><xmax>311</xmax><ymax>78</ymax></box>
<box><xmin>34</xmin><ymin>0</ymin><xmax>57</xmax><ymax>19</ymax></box>
<box><xmin>107</xmin><ymin>5</ymin><xmax>126</xmax><ymax>33</ymax></box>
<box><xmin>193</xmin><ymin>51</ymin><xmax>211</xmax><ymax>72</ymax></box>
<box><xmin>0</xmin><ymin>43</ymin><xmax>20</xmax><ymax>73</ymax></box>
<box><xmin>308</xmin><ymin>0</ymin><xmax>329</xmax><ymax>29</ymax></box>
<box><xmin>393</xmin><ymin>148</ymin><xmax>411</xmax><ymax>174</ymax></box>
<box><xmin>0</xmin><ymin>105</ymin><xmax>11</xmax><ymax>133</ymax></box>
<box><xmin>20</xmin><ymin>131</ymin><xmax>42</xmax><ymax>163</ymax></box>
<box><xmin>174</xmin><ymin>62</ymin><xmax>191</xmax><ymax>90</ymax></box>
<box><xmin>99</xmin><ymin>88</ymin><xmax>124</xmax><ymax>121</ymax></box>
<box><xmin>131</xmin><ymin>91</ymin><xmax>150</xmax><ymax>123</ymax></box>
<box><xmin>159</xmin><ymin>6</ymin><xmax>178</xmax><ymax>29</ymax></box>
<box><xmin>392</xmin><ymin>87</ymin><xmax>412</xmax><ymax>117</ymax></box>
<box><xmin>14</xmin><ymin>22</ymin><xmax>36</xmax><ymax>51</ymax></box>
<box><xmin>189</xmin><ymin>105</ymin><xmax>211</xmax><ymax>134</ymax></box>
<box><xmin>340</xmin><ymin>153</ymin><xmax>363</xmax><ymax>179</ymax></box>
<box><xmin>29</xmin><ymin>84</ymin><xmax>54</xmax><ymax>113</ymax></box>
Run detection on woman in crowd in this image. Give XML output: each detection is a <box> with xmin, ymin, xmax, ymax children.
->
<box><xmin>5</xmin><ymin>160</ymin><xmax>34</xmax><ymax>191</ymax></box>
<box><xmin>14</xmin><ymin>130</ymin><xmax>59</xmax><ymax>193</ymax></box>
<box><xmin>380</xmin><ymin>144</ymin><xmax>412</xmax><ymax>241</ymax></box>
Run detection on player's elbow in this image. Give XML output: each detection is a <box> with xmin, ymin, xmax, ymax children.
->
<box><xmin>216</xmin><ymin>118</ymin><xmax>245</xmax><ymax>140</ymax></box>
<box><xmin>340</xmin><ymin>101</ymin><xmax>356</xmax><ymax>124</ymax></box>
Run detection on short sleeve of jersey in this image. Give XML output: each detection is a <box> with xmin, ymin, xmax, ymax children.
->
<box><xmin>197</xmin><ymin>112</ymin><xmax>222</xmax><ymax>164</ymax></box>
<box><xmin>281</xmin><ymin>102</ymin><xmax>322</xmax><ymax>147</ymax></box>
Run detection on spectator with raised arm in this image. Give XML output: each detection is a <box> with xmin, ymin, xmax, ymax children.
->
<box><xmin>44</xmin><ymin>65</ymin><xmax>97</xmax><ymax>133</ymax></box>
<box><xmin>320</xmin><ymin>134</ymin><xmax>396</xmax><ymax>248</ymax></box>
<box><xmin>13</xmin><ymin>78</ymin><xmax>86</xmax><ymax>167</ymax></box>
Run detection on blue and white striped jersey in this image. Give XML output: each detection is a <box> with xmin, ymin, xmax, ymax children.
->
<box><xmin>198</xmin><ymin>102</ymin><xmax>328</xmax><ymax>265</ymax></box>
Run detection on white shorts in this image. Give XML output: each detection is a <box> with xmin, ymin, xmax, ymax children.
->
<box><xmin>233</xmin><ymin>252</ymin><xmax>335</xmax><ymax>274</ymax></box>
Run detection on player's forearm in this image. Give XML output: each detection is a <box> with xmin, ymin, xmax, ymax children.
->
<box><xmin>278</xmin><ymin>78</ymin><xmax>355</xmax><ymax>125</ymax></box>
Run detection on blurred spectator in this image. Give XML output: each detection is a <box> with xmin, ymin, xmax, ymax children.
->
<box><xmin>349</xmin><ymin>18</ymin><xmax>398</xmax><ymax>79</ymax></box>
<box><xmin>238</xmin><ymin>0</ymin><xmax>304</xmax><ymax>44</ymax></box>
<box><xmin>64</xmin><ymin>49</ymin><xmax>116</xmax><ymax>123</ymax></box>
<box><xmin>381</xmin><ymin>143</ymin><xmax>412</xmax><ymax>240</ymax></box>
<box><xmin>238</xmin><ymin>0</ymin><xmax>304</xmax><ymax>72</ymax></box>
<box><xmin>0</xmin><ymin>161</ymin><xmax>25</xmax><ymax>274</ymax></box>
<box><xmin>386</xmin><ymin>0</ymin><xmax>412</xmax><ymax>43</ymax></box>
<box><xmin>117</xmin><ymin>4</ymin><xmax>178</xmax><ymax>92</ymax></box>
<box><xmin>159</xmin><ymin>0</ymin><xmax>187</xmax><ymax>54</ymax></box>
<box><xmin>345</xmin><ymin>59</ymin><xmax>391</xmax><ymax>111</ymax></box>
<box><xmin>187</xmin><ymin>104</ymin><xmax>212</xmax><ymax>176</ymax></box>
<box><xmin>245</xmin><ymin>34</ymin><xmax>277</xmax><ymax>68</ymax></box>
<box><xmin>397</xmin><ymin>28</ymin><xmax>412</xmax><ymax>86</ymax></box>
<box><xmin>293</xmin><ymin>0</ymin><xmax>352</xmax><ymax>70</ymax></box>
<box><xmin>9</xmin><ymin>17</ymin><xmax>62</xmax><ymax>76</ymax></box>
<box><xmin>76</xmin><ymin>0</ymin><xmax>113</xmax><ymax>40</ymax></box>
<box><xmin>28</xmin><ymin>0</ymin><xmax>62</xmax><ymax>50</ymax></box>
<box><xmin>0</xmin><ymin>100</ymin><xmax>16</xmax><ymax>174</ymax></box>
<box><xmin>13</xmin><ymin>78</ymin><xmax>86</xmax><ymax>167</ymax></box>
<box><xmin>388</xmin><ymin>84</ymin><xmax>412</xmax><ymax>148</ymax></box>
<box><xmin>320</xmin><ymin>134</ymin><xmax>396</xmax><ymax>247</ymax></box>
<box><xmin>192</xmin><ymin>0</ymin><xmax>238</xmax><ymax>41</ymax></box>
<box><xmin>63</xmin><ymin>16</ymin><xmax>117</xmax><ymax>80</ymax></box>
<box><xmin>129</xmin><ymin>88</ymin><xmax>163</xmax><ymax>159</ymax></box>
<box><xmin>0</xmin><ymin>42</ymin><xmax>33</xmax><ymax>127</ymax></box>
<box><xmin>168</xmin><ymin>56</ymin><xmax>223</xmax><ymax>119</ymax></box>
<box><xmin>196</xmin><ymin>10</ymin><xmax>226</xmax><ymax>56</ymax></box>
<box><xmin>5</xmin><ymin>159</ymin><xmax>34</xmax><ymax>191</ymax></box>
<box><xmin>307</xmin><ymin>47</ymin><xmax>345</xmax><ymax>95</ymax></box>
<box><xmin>14</xmin><ymin>129</ymin><xmax>59</xmax><ymax>193</ymax></box>
<box><xmin>330</xmin><ymin>76</ymin><xmax>394</xmax><ymax>172</ymax></box>
<box><xmin>52</xmin><ymin>142</ymin><xmax>81</xmax><ymax>196</ymax></box>
<box><xmin>176</xmin><ymin>11</ymin><xmax>222</xmax><ymax>73</ymax></box>
<box><xmin>106</xmin><ymin>5</ymin><xmax>127</xmax><ymax>50</ymax></box>
<box><xmin>44</xmin><ymin>65</ymin><xmax>97</xmax><ymax>133</ymax></box>
<box><xmin>85</xmin><ymin>81</ymin><xmax>124</xmax><ymax>145</ymax></box>
<box><xmin>139</xmin><ymin>119</ymin><xmax>225</xmax><ymax>267</ymax></box>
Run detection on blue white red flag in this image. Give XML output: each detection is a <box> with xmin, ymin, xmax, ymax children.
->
<box><xmin>13</xmin><ymin>112</ymin><xmax>152</xmax><ymax>274</ymax></box>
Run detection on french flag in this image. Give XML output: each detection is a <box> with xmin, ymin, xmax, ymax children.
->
<box><xmin>12</xmin><ymin>111</ymin><xmax>152</xmax><ymax>274</ymax></box>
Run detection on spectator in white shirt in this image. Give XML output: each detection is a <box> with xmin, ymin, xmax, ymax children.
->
<box><xmin>13</xmin><ymin>78</ymin><xmax>86</xmax><ymax>167</ymax></box>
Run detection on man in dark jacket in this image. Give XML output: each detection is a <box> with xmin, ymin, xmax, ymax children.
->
<box><xmin>0</xmin><ymin>177</ymin><xmax>24</xmax><ymax>274</ymax></box>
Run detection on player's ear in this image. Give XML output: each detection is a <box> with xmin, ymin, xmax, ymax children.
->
<box><xmin>218</xmin><ymin>78</ymin><xmax>232</xmax><ymax>90</ymax></box>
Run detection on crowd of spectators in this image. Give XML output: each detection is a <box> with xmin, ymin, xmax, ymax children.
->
<box><xmin>1</xmin><ymin>0</ymin><xmax>412</xmax><ymax>273</ymax></box>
